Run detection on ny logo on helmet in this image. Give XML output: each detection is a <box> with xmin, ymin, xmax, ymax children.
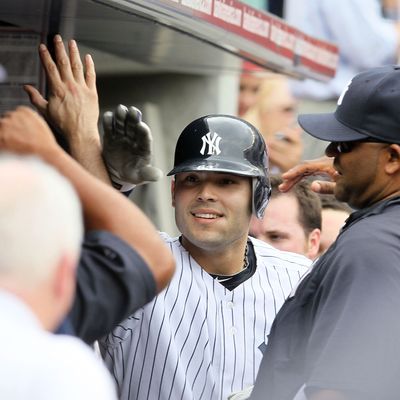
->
<box><xmin>200</xmin><ymin>132</ymin><xmax>222</xmax><ymax>155</ymax></box>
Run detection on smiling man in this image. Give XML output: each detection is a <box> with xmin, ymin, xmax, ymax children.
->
<box><xmin>250</xmin><ymin>65</ymin><xmax>400</xmax><ymax>400</ymax></box>
<box><xmin>101</xmin><ymin>114</ymin><xmax>310</xmax><ymax>400</ymax></box>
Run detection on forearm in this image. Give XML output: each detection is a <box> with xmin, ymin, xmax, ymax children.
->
<box><xmin>68</xmin><ymin>130</ymin><xmax>112</xmax><ymax>185</ymax></box>
<box><xmin>23</xmin><ymin>35</ymin><xmax>174</xmax><ymax>291</ymax></box>
<box><xmin>42</xmin><ymin>146</ymin><xmax>174</xmax><ymax>292</ymax></box>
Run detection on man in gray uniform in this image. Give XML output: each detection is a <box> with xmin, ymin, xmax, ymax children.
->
<box><xmin>251</xmin><ymin>65</ymin><xmax>400</xmax><ymax>400</ymax></box>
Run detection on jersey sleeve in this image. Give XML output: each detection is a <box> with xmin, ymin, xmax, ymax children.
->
<box><xmin>304</xmin><ymin>230</ymin><xmax>400</xmax><ymax>398</ymax></box>
<box><xmin>69</xmin><ymin>230</ymin><xmax>156</xmax><ymax>344</ymax></box>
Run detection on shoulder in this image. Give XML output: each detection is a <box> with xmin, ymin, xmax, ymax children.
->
<box><xmin>340</xmin><ymin>210</ymin><xmax>400</xmax><ymax>258</ymax></box>
<box><xmin>158</xmin><ymin>233</ymin><xmax>188</xmax><ymax>262</ymax></box>
<box><xmin>158</xmin><ymin>232</ymin><xmax>180</xmax><ymax>246</ymax></box>
<box><xmin>250</xmin><ymin>237</ymin><xmax>311</xmax><ymax>273</ymax></box>
<box><xmin>314</xmin><ymin>207</ymin><xmax>400</xmax><ymax>283</ymax></box>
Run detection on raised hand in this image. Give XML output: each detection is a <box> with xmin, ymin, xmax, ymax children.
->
<box><xmin>0</xmin><ymin>107</ymin><xmax>59</xmax><ymax>158</ymax></box>
<box><xmin>102</xmin><ymin>104</ymin><xmax>163</xmax><ymax>189</ymax></box>
<box><xmin>279</xmin><ymin>156</ymin><xmax>338</xmax><ymax>194</ymax></box>
<box><xmin>24</xmin><ymin>35</ymin><xmax>99</xmax><ymax>149</ymax></box>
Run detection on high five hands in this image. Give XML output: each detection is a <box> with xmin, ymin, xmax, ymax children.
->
<box><xmin>102</xmin><ymin>104</ymin><xmax>163</xmax><ymax>189</ymax></box>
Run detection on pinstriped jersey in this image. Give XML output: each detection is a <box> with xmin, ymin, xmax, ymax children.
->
<box><xmin>100</xmin><ymin>234</ymin><xmax>310</xmax><ymax>400</ymax></box>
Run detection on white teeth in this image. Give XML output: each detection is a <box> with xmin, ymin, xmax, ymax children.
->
<box><xmin>194</xmin><ymin>213</ymin><xmax>218</xmax><ymax>219</ymax></box>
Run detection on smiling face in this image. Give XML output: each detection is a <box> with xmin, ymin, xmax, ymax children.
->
<box><xmin>172</xmin><ymin>171</ymin><xmax>252</xmax><ymax>254</ymax></box>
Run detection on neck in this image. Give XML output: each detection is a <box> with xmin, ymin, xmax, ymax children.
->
<box><xmin>181</xmin><ymin>236</ymin><xmax>249</xmax><ymax>275</ymax></box>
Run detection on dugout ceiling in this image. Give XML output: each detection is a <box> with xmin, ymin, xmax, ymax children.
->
<box><xmin>0</xmin><ymin>0</ymin><xmax>338</xmax><ymax>79</ymax></box>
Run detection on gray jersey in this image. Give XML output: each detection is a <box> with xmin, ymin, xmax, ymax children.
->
<box><xmin>101</xmin><ymin>234</ymin><xmax>310</xmax><ymax>400</ymax></box>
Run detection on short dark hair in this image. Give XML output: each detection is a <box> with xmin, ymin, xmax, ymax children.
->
<box><xmin>270</xmin><ymin>175</ymin><xmax>322</xmax><ymax>234</ymax></box>
<box><xmin>319</xmin><ymin>194</ymin><xmax>353</xmax><ymax>214</ymax></box>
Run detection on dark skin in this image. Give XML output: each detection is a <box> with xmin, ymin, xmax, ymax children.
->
<box><xmin>278</xmin><ymin>140</ymin><xmax>400</xmax><ymax>400</ymax></box>
<box><xmin>279</xmin><ymin>156</ymin><xmax>338</xmax><ymax>194</ymax></box>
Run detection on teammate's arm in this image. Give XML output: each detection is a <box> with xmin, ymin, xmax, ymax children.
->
<box><xmin>22</xmin><ymin>35</ymin><xmax>175</xmax><ymax>289</ymax></box>
<box><xmin>24</xmin><ymin>34</ymin><xmax>111</xmax><ymax>185</ymax></box>
<box><xmin>19</xmin><ymin>36</ymin><xmax>175</xmax><ymax>341</ymax></box>
<box><xmin>279</xmin><ymin>156</ymin><xmax>338</xmax><ymax>193</ymax></box>
<box><xmin>0</xmin><ymin>107</ymin><xmax>175</xmax><ymax>304</ymax></box>
<box><xmin>0</xmin><ymin>107</ymin><xmax>174</xmax><ymax>290</ymax></box>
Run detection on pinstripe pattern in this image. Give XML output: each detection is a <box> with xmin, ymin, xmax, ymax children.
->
<box><xmin>101</xmin><ymin>234</ymin><xmax>310</xmax><ymax>400</ymax></box>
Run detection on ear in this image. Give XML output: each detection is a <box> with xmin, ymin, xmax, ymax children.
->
<box><xmin>385</xmin><ymin>144</ymin><xmax>400</xmax><ymax>175</ymax></box>
<box><xmin>171</xmin><ymin>179</ymin><xmax>176</xmax><ymax>208</ymax></box>
<box><xmin>53</xmin><ymin>253</ymin><xmax>77</xmax><ymax>307</ymax></box>
<box><xmin>306</xmin><ymin>228</ymin><xmax>321</xmax><ymax>260</ymax></box>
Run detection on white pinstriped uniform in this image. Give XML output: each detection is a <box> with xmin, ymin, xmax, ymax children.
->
<box><xmin>101</xmin><ymin>233</ymin><xmax>310</xmax><ymax>400</ymax></box>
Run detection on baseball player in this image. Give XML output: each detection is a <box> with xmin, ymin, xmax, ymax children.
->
<box><xmin>99</xmin><ymin>111</ymin><xmax>311</xmax><ymax>400</ymax></box>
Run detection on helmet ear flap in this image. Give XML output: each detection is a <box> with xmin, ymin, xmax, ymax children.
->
<box><xmin>253</xmin><ymin>177</ymin><xmax>271</xmax><ymax>219</ymax></box>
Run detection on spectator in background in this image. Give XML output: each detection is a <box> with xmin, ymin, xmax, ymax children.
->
<box><xmin>237</xmin><ymin>61</ymin><xmax>272</xmax><ymax>118</ymax></box>
<box><xmin>284</xmin><ymin>0</ymin><xmax>400</xmax><ymax>159</ymax></box>
<box><xmin>0</xmin><ymin>148</ymin><xmax>116</xmax><ymax>400</ymax></box>
<box><xmin>243</xmin><ymin>74</ymin><xmax>303</xmax><ymax>172</ymax></box>
<box><xmin>250</xmin><ymin>175</ymin><xmax>321</xmax><ymax>260</ymax></box>
<box><xmin>285</xmin><ymin>0</ymin><xmax>400</xmax><ymax>101</ymax></box>
<box><xmin>318</xmin><ymin>194</ymin><xmax>352</xmax><ymax>256</ymax></box>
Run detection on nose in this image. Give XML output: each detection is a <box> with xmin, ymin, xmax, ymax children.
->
<box><xmin>325</xmin><ymin>142</ymin><xmax>339</xmax><ymax>158</ymax></box>
<box><xmin>196</xmin><ymin>182</ymin><xmax>217</xmax><ymax>202</ymax></box>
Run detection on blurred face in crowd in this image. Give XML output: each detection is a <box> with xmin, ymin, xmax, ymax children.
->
<box><xmin>250</xmin><ymin>194</ymin><xmax>320</xmax><ymax>260</ymax></box>
<box><xmin>318</xmin><ymin>208</ymin><xmax>349</xmax><ymax>256</ymax></box>
<box><xmin>240</xmin><ymin>75</ymin><xmax>297</xmax><ymax>137</ymax></box>
<box><xmin>238</xmin><ymin>73</ymin><xmax>264</xmax><ymax>117</ymax></box>
<box><xmin>256</xmin><ymin>78</ymin><xmax>298</xmax><ymax>139</ymax></box>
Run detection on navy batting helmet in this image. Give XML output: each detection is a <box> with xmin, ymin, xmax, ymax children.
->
<box><xmin>167</xmin><ymin>115</ymin><xmax>271</xmax><ymax>219</ymax></box>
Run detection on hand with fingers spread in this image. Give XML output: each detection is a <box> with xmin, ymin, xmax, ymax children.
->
<box><xmin>24</xmin><ymin>34</ymin><xmax>99</xmax><ymax>149</ymax></box>
<box><xmin>102</xmin><ymin>104</ymin><xmax>163</xmax><ymax>189</ymax></box>
<box><xmin>24</xmin><ymin>35</ymin><xmax>113</xmax><ymax>185</ymax></box>
<box><xmin>279</xmin><ymin>156</ymin><xmax>338</xmax><ymax>194</ymax></box>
